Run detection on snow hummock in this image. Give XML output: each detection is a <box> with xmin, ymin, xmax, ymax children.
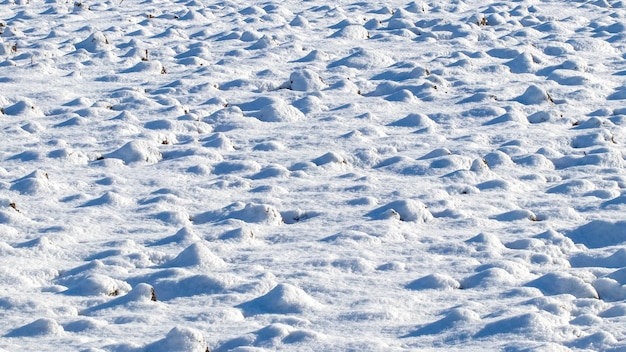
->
<box><xmin>103</xmin><ymin>140</ymin><xmax>162</xmax><ymax>164</ymax></box>
<box><xmin>367</xmin><ymin>199</ymin><xmax>433</xmax><ymax>222</ymax></box>
<box><xmin>237</xmin><ymin>283</ymin><xmax>322</xmax><ymax>315</ymax></box>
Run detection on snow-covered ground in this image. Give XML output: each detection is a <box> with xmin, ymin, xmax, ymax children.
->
<box><xmin>1</xmin><ymin>0</ymin><xmax>626</xmax><ymax>350</ymax></box>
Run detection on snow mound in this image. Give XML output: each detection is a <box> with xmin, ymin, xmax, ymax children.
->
<box><xmin>212</xmin><ymin>160</ymin><xmax>261</xmax><ymax>175</ymax></box>
<box><xmin>1</xmin><ymin>26</ymin><xmax>25</xmax><ymax>38</ymax></box>
<box><xmin>3</xmin><ymin>99</ymin><xmax>45</xmax><ymax>117</ymax></box>
<box><xmin>312</xmin><ymin>151</ymin><xmax>347</xmax><ymax>166</ymax></box>
<box><xmin>194</xmin><ymin>202</ymin><xmax>283</xmax><ymax>225</ymax></box>
<box><xmin>607</xmin><ymin>267</ymin><xmax>626</xmax><ymax>285</ymax></box>
<box><xmin>10</xmin><ymin>170</ymin><xmax>53</xmax><ymax>195</ymax></box>
<box><xmin>144</xmin><ymin>327</ymin><xmax>208</xmax><ymax>352</ymax></box>
<box><xmin>218</xmin><ymin>227</ymin><xmax>256</xmax><ymax>242</ymax></box>
<box><xmin>81</xmin><ymin>191</ymin><xmax>132</xmax><ymax>207</ymax></box>
<box><xmin>82</xmin><ymin>283</ymin><xmax>157</xmax><ymax>315</ymax></box>
<box><xmin>251</xmin><ymin>164</ymin><xmax>290</xmax><ymax>179</ymax></box>
<box><xmin>328</xmin><ymin>48</ymin><xmax>393</xmax><ymax>69</ymax></box>
<box><xmin>475</xmin><ymin>312</ymin><xmax>555</xmax><ymax>338</ymax></box>
<box><xmin>484</xmin><ymin>110</ymin><xmax>529</xmax><ymax>126</ymax></box>
<box><xmin>294</xmin><ymin>50</ymin><xmax>331</xmax><ymax>64</ymax></box>
<box><xmin>546</xmin><ymin>179</ymin><xmax>595</xmax><ymax>195</ymax></box>
<box><xmin>570</xmin><ymin>248</ymin><xmax>626</xmax><ymax>268</ymax></box>
<box><xmin>229</xmin><ymin>203</ymin><xmax>284</xmax><ymax>225</ymax></box>
<box><xmin>104</xmin><ymin>140</ymin><xmax>162</xmax><ymax>164</ymax></box>
<box><xmin>63</xmin><ymin>318</ymin><xmax>107</xmax><ymax>333</ymax></box>
<box><xmin>329</xmin><ymin>25</ymin><xmax>370</xmax><ymax>39</ymax></box>
<box><xmin>525</xmin><ymin>272</ymin><xmax>598</xmax><ymax>298</ymax></box>
<box><xmin>118</xmin><ymin>282</ymin><xmax>156</xmax><ymax>301</ymax></box>
<box><xmin>527</xmin><ymin>110</ymin><xmax>561</xmax><ymax>124</ymax></box>
<box><xmin>506</xmin><ymin>52</ymin><xmax>538</xmax><ymax>73</ymax></box>
<box><xmin>592</xmin><ymin>277</ymin><xmax>626</xmax><ymax>302</ymax></box>
<box><xmin>465</xmin><ymin>233</ymin><xmax>506</xmax><ymax>253</ymax></box>
<box><xmin>388</xmin><ymin>113</ymin><xmax>436</xmax><ymax>128</ymax></box>
<box><xmin>290</xmin><ymin>14</ymin><xmax>310</xmax><ymax>27</ymax></box>
<box><xmin>366</xmin><ymin>199</ymin><xmax>433</xmax><ymax>222</ymax></box>
<box><xmin>280</xmin><ymin>209</ymin><xmax>321</xmax><ymax>224</ymax></box>
<box><xmin>483</xmin><ymin>150</ymin><xmax>513</xmax><ymax>168</ymax></box>
<box><xmin>123</xmin><ymin>60</ymin><xmax>166</xmax><ymax>74</ymax></box>
<box><xmin>150</xmin><ymin>227</ymin><xmax>201</xmax><ymax>246</ymax></box>
<box><xmin>600</xmin><ymin>304</ymin><xmax>626</xmax><ymax>318</ymax></box>
<box><xmin>253</xmin><ymin>141</ymin><xmax>286</xmax><ymax>151</ymax></box>
<box><xmin>74</xmin><ymin>31</ymin><xmax>111</xmax><ymax>53</ymax></box>
<box><xmin>514</xmin><ymin>85</ymin><xmax>553</xmax><ymax>105</ymax></box>
<box><xmin>202</xmin><ymin>132</ymin><xmax>235</xmax><ymax>150</ymax></box>
<box><xmin>566</xmin><ymin>220</ymin><xmax>626</xmax><ymax>248</ymax></box>
<box><xmin>407</xmin><ymin>308</ymin><xmax>480</xmax><ymax>336</ymax></box>
<box><xmin>461</xmin><ymin>268</ymin><xmax>517</xmax><ymax>289</ymax></box>
<box><xmin>62</xmin><ymin>274</ymin><xmax>131</xmax><ymax>296</ymax></box>
<box><xmin>6</xmin><ymin>318</ymin><xmax>64</xmax><ymax>337</ymax></box>
<box><xmin>217</xmin><ymin>323</ymin><xmax>322</xmax><ymax>350</ymax></box>
<box><xmin>385</xmin><ymin>89</ymin><xmax>419</xmax><ymax>102</ymax></box>
<box><xmin>164</xmin><ymin>242</ymin><xmax>226</xmax><ymax>268</ymax></box>
<box><xmin>152</xmin><ymin>274</ymin><xmax>230</xmax><ymax>300</ymax></box>
<box><xmin>406</xmin><ymin>273</ymin><xmax>461</xmax><ymax>290</ymax></box>
<box><xmin>284</xmin><ymin>69</ymin><xmax>327</xmax><ymax>91</ymax></box>
<box><xmin>257</xmin><ymin>101</ymin><xmax>306</xmax><ymax>122</ymax></box>
<box><xmin>570</xmin><ymin>331</ymin><xmax>619</xmax><ymax>350</ymax></box>
<box><xmin>491</xmin><ymin>209</ymin><xmax>538</xmax><ymax>222</ymax></box>
<box><xmin>237</xmin><ymin>283</ymin><xmax>321</xmax><ymax>315</ymax></box>
<box><xmin>247</xmin><ymin>35</ymin><xmax>276</xmax><ymax>50</ymax></box>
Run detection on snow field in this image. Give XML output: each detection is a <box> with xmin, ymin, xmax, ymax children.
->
<box><xmin>1</xmin><ymin>0</ymin><xmax>626</xmax><ymax>350</ymax></box>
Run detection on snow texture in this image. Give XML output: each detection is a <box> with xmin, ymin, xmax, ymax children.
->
<box><xmin>1</xmin><ymin>0</ymin><xmax>626</xmax><ymax>350</ymax></box>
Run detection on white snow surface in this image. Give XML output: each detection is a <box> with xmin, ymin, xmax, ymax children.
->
<box><xmin>1</xmin><ymin>0</ymin><xmax>626</xmax><ymax>350</ymax></box>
